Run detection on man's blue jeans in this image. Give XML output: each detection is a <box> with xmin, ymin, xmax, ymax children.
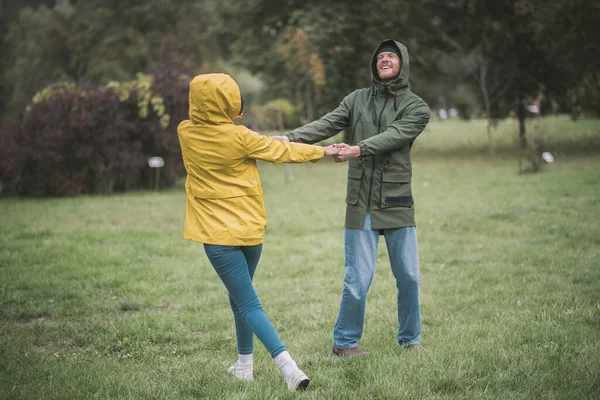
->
<box><xmin>333</xmin><ymin>212</ymin><xmax>421</xmax><ymax>348</ymax></box>
<box><xmin>204</xmin><ymin>244</ymin><xmax>286</xmax><ymax>358</ymax></box>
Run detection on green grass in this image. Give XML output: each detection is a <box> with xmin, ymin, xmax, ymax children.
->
<box><xmin>1</xmin><ymin>117</ymin><xmax>599</xmax><ymax>399</ymax></box>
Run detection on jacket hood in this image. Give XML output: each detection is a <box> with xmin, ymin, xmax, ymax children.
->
<box><xmin>370</xmin><ymin>39</ymin><xmax>410</xmax><ymax>92</ymax></box>
<box><xmin>188</xmin><ymin>73</ymin><xmax>243</xmax><ymax>124</ymax></box>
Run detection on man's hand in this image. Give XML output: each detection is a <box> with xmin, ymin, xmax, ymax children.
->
<box><xmin>271</xmin><ymin>135</ymin><xmax>290</xmax><ymax>142</ymax></box>
<box><xmin>331</xmin><ymin>143</ymin><xmax>360</xmax><ymax>162</ymax></box>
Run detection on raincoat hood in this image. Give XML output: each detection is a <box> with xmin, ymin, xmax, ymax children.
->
<box><xmin>188</xmin><ymin>73</ymin><xmax>243</xmax><ymax>124</ymax></box>
<box><xmin>370</xmin><ymin>39</ymin><xmax>410</xmax><ymax>92</ymax></box>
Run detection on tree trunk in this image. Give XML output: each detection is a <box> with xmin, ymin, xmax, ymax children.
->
<box><xmin>304</xmin><ymin>81</ymin><xmax>314</xmax><ymax>122</ymax></box>
<box><xmin>517</xmin><ymin>96</ymin><xmax>527</xmax><ymax>149</ymax></box>
<box><xmin>486</xmin><ymin>124</ymin><xmax>494</xmax><ymax>155</ymax></box>
<box><xmin>478</xmin><ymin>62</ymin><xmax>494</xmax><ymax>155</ymax></box>
<box><xmin>295</xmin><ymin>87</ymin><xmax>303</xmax><ymax>122</ymax></box>
<box><xmin>276</xmin><ymin>109</ymin><xmax>284</xmax><ymax>133</ymax></box>
<box><xmin>277</xmin><ymin>109</ymin><xmax>292</xmax><ymax>184</ymax></box>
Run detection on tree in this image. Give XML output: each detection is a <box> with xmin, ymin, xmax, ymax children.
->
<box><xmin>276</xmin><ymin>27</ymin><xmax>325</xmax><ymax>122</ymax></box>
<box><xmin>3</xmin><ymin>0</ymin><xmax>75</xmax><ymax>110</ymax></box>
<box><xmin>435</xmin><ymin>0</ymin><xmax>600</xmax><ymax>148</ymax></box>
<box><xmin>513</xmin><ymin>0</ymin><xmax>600</xmax><ymax>115</ymax></box>
<box><xmin>218</xmin><ymin>0</ymin><xmax>439</xmax><ymax>122</ymax></box>
<box><xmin>0</xmin><ymin>0</ymin><xmax>221</xmax><ymax>121</ymax></box>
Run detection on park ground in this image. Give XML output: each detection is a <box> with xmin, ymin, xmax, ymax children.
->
<box><xmin>1</xmin><ymin>116</ymin><xmax>599</xmax><ymax>399</ymax></box>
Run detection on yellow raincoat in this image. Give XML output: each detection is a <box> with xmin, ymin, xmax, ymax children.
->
<box><xmin>177</xmin><ymin>73</ymin><xmax>325</xmax><ymax>245</ymax></box>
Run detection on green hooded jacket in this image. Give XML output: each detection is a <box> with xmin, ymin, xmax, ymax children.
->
<box><xmin>286</xmin><ymin>39</ymin><xmax>430</xmax><ymax>229</ymax></box>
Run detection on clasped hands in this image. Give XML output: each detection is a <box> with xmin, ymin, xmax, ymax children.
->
<box><xmin>324</xmin><ymin>143</ymin><xmax>360</xmax><ymax>162</ymax></box>
<box><xmin>272</xmin><ymin>135</ymin><xmax>360</xmax><ymax>163</ymax></box>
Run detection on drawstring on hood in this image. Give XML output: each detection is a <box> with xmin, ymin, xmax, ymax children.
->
<box><xmin>370</xmin><ymin>87</ymin><xmax>377</xmax><ymax>122</ymax></box>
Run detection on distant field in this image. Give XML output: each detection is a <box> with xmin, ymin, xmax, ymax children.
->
<box><xmin>1</xmin><ymin>117</ymin><xmax>599</xmax><ymax>399</ymax></box>
<box><xmin>272</xmin><ymin>114</ymin><xmax>600</xmax><ymax>157</ymax></box>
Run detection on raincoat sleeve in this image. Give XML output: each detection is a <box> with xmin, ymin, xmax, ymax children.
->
<box><xmin>239</xmin><ymin>127</ymin><xmax>325</xmax><ymax>164</ymax></box>
<box><xmin>358</xmin><ymin>100</ymin><xmax>430</xmax><ymax>156</ymax></box>
<box><xmin>285</xmin><ymin>92</ymin><xmax>355</xmax><ymax>144</ymax></box>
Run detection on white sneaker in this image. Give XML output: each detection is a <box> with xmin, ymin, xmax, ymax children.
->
<box><xmin>227</xmin><ymin>361</ymin><xmax>253</xmax><ymax>381</ymax></box>
<box><xmin>282</xmin><ymin>361</ymin><xmax>310</xmax><ymax>391</ymax></box>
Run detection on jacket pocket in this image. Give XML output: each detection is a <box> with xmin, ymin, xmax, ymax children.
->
<box><xmin>345</xmin><ymin>167</ymin><xmax>363</xmax><ymax>205</ymax></box>
<box><xmin>380</xmin><ymin>171</ymin><xmax>413</xmax><ymax>208</ymax></box>
<box><xmin>186</xmin><ymin>179</ymin><xmax>260</xmax><ymax>199</ymax></box>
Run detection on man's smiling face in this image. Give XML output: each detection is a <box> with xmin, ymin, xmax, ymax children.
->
<box><xmin>377</xmin><ymin>51</ymin><xmax>401</xmax><ymax>82</ymax></box>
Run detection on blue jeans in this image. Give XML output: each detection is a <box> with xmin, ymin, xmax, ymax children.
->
<box><xmin>203</xmin><ymin>244</ymin><xmax>286</xmax><ymax>358</ymax></box>
<box><xmin>333</xmin><ymin>212</ymin><xmax>421</xmax><ymax>348</ymax></box>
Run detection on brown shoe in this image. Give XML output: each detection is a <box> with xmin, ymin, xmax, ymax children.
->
<box><xmin>402</xmin><ymin>344</ymin><xmax>420</xmax><ymax>351</ymax></box>
<box><xmin>332</xmin><ymin>346</ymin><xmax>369</xmax><ymax>357</ymax></box>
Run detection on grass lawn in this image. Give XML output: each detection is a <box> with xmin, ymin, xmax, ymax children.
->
<box><xmin>1</xmin><ymin>117</ymin><xmax>599</xmax><ymax>399</ymax></box>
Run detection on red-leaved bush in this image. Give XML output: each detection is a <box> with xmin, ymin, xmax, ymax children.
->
<box><xmin>0</xmin><ymin>63</ymin><xmax>190</xmax><ymax>196</ymax></box>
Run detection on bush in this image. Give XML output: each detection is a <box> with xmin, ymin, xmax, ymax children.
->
<box><xmin>451</xmin><ymin>84</ymin><xmax>481</xmax><ymax>121</ymax></box>
<box><xmin>573</xmin><ymin>71</ymin><xmax>600</xmax><ymax>117</ymax></box>
<box><xmin>0</xmin><ymin>65</ymin><xmax>190</xmax><ymax>196</ymax></box>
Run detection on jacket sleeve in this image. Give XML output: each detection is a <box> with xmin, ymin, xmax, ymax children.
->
<box><xmin>239</xmin><ymin>127</ymin><xmax>325</xmax><ymax>164</ymax></box>
<box><xmin>285</xmin><ymin>92</ymin><xmax>355</xmax><ymax>144</ymax></box>
<box><xmin>358</xmin><ymin>100</ymin><xmax>430</xmax><ymax>156</ymax></box>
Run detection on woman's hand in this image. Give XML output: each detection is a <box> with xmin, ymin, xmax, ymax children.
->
<box><xmin>333</xmin><ymin>144</ymin><xmax>361</xmax><ymax>162</ymax></box>
<box><xmin>323</xmin><ymin>144</ymin><xmax>341</xmax><ymax>156</ymax></box>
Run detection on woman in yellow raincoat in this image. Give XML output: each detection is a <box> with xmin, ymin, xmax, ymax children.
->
<box><xmin>177</xmin><ymin>73</ymin><xmax>339</xmax><ymax>390</ymax></box>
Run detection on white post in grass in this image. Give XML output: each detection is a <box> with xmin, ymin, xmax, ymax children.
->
<box><xmin>148</xmin><ymin>156</ymin><xmax>165</xmax><ymax>190</ymax></box>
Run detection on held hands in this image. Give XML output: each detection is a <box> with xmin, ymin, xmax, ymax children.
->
<box><xmin>324</xmin><ymin>143</ymin><xmax>361</xmax><ymax>160</ymax></box>
<box><xmin>271</xmin><ymin>135</ymin><xmax>360</xmax><ymax>162</ymax></box>
<box><xmin>331</xmin><ymin>143</ymin><xmax>361</xmax><ymax>162</ymax></box>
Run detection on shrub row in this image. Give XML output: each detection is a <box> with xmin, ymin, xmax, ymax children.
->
<box><xmin>0</xmin><ymin>63</ymin><xmax>190</xmax><ymax>196</ymax></box>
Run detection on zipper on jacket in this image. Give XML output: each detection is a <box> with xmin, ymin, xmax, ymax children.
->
<box><xmin>349</xmin><ymin>112</ymin><xmax>362</xmax><ymax>144</ymax></box>
<box><xmin>366</xmin><ymin>92</ymin><xmax>389</xmax><ymax>211</ymax></box>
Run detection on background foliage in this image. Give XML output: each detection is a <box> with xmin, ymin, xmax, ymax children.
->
<box><xmin>0</xmin><ymin>0</ymin><xmax>598</xmax><ymax>195</ymax></box>
<box><xmin>0</xmin><ymin>63</ymin><xmax>189</xmax><ymax>196</ymax></box>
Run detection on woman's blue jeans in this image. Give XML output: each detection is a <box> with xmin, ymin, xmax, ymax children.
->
<box><xmin>333</xmin><ymin>212</ymin><xmax>421</xmax><ymax>349</ymax></box>
<box><xmin>203</xmin><ymin>244</ymin><xmax>286</xmax><ymax>358</ymax></box>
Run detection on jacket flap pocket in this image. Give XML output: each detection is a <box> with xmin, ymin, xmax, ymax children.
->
<box><xmin>187</xmin><ymin>181</ymin><xmax>260</xmax><ymax>199</ymax></box>
<box><xmin>348</xmin><ymin>167</ymin><xmax>363</xmax><ymax>179</ymax></box>
<box><xmin>382</xmin><ymin>171</ymin><xmax>411</xmax><ymax>183</ymax></box>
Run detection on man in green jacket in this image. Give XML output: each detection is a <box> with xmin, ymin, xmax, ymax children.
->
<box><xmin>274</xmin><ymin>39</ymin><xmax>430</xmax><ymax>355</ymax></box>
